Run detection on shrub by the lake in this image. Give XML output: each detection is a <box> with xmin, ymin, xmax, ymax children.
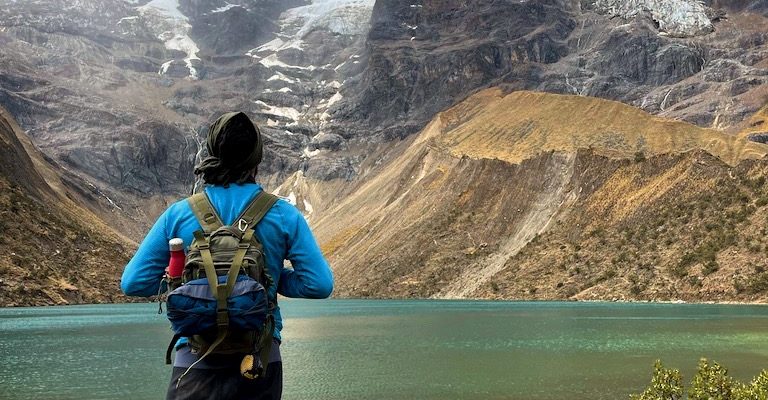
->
<box><xmin>631</xmin><ymin>359</ymin><xmax>768</xmax><ymax>400</ymax></box>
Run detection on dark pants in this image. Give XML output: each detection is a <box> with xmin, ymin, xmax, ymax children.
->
<box><xmin>166</xmin><ymin>362</ymin><xmax>283</xmax><ymax>400</ymax></box>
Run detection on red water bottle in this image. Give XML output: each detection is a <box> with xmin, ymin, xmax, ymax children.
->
<box><xmin>166</xmin><ymin>238</ymin><xmax>185</xmax><ymax>278</ymax></box>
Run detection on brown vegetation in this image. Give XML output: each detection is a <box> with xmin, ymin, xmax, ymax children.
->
<box><xmin>314</xmin><ymin>89</ymin><xmax>768</xmax><ymax>302</ymax></box>
<box><xmin>0</xmin><ymin>106</ymin><xmax>134</xmax><ymax>306</ymax></box>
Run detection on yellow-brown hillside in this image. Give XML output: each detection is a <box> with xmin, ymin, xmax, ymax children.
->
<box><xmin>439</xmin><ymin>89</ymin><xmax>768</xmax><ymax>166</ymax></box>
<box><xmin>315</xmin><ymin>88</ymin><xmax>768</xmax><ymax>302</ymax></box>
<box><xmin>738</xmin><ymin>103</ymin><xmax>768</xmax><ymax>139</ymax></box>
<box><xmin>0</xmin><ymin>106</ymin><xmax>133</xmax><ymax>306</ymax></box>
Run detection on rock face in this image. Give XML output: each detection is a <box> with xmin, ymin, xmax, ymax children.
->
<box><xmin>333</xmin><ymin>0</ymin><xmax>768</xmax><ymax>145</ymax></box>
<box><xmin>1</xmin><ymin>0</ymin><xmax>766</xmax><ymax>220</ymax></box>
<box><xmin>0</xmin><ymin>0</ymin><xmax>375</xmax><ymax>232</ymax></box>
<box><xmin>332</xmin><ymin>0</ymin><xmax>576</xmax><ymax>140</ymax></box>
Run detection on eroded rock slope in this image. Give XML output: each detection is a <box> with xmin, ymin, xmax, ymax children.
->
<box><xmin>0</xmin><ymin>106</ymin><xmax>133</xmax><ymax>306</ymax></box>
<box><xmin>315</xmin><ymin>89</ymin><xmax>768</xmax><ymax>302</ymax></box>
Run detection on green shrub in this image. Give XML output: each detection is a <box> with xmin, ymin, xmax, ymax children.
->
<box><xmin>747</xmin><ymin>273</ymin><xmax>768</xmax><ymax>294</ymax></box>
<box><xmin>631</xmin><ymin>360</ymin><xmax>683</xmax><ymax>400</ymax></box>
<box><xmin>703</xmin><ymin>260</ymin><xmax>720</xmax><ymax>276</ymax></box>
<box><xmin>733</xmin><ymin>370</ymin><xmax>768</xmax><ymax>400</ymax></box>
<box><xmin>631</xmin><ymin>359</ymin><xmax>768</xmax><ymax>400</ymax></box>
<box><xmin>689</xmin><ymin>358</ymin><xmax>734</xmax><ymax>400</ymax></box>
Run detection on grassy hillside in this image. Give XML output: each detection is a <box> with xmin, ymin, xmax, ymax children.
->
<box><xmin>0</xmin><ymin>106</ymin><xmax>134</xmax><ymax>306</ymax></box>
<box><xmin>314</xmin><ymin>89</ymin><xmax>768</xmax><ymax>302</ymax></box>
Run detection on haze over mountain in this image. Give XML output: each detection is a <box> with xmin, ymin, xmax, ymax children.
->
<box><xmin>1</xmin><ymin>0</ymin><xmax>768</xmax><ymax>304</ymax></box>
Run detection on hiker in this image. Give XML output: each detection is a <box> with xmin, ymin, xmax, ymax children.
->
<box><xmin>121</xmin><ymin>111</ymin><xmax>334</xmax><ymax>400</ymax></box>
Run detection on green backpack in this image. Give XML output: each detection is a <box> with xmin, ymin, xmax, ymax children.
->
<box><xmin>164</xmin><ymin>191</ymin><xmax>279</xmax><ymax>383</ymax></box>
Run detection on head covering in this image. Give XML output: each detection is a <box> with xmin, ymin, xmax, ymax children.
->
<box><xmin>194</xmin><ymin>111</ymin><xmax>262</xmax><ymax>185</ymax></box>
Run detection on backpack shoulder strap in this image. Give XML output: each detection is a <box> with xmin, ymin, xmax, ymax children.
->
<box><xmin>235</xmin><ymin>191</ymin><xmax>279</xmax><ymax>232</ymax></box>
<box><xmin>188</xmin><ymin>192</ymin><xmax>223</xmax><ymax>234</ymax></box>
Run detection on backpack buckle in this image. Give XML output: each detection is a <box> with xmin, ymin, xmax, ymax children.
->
<box><xmin>238</xmin><ymin>218</ymin><xmax>248</xmax><ymax>232</ymax></box>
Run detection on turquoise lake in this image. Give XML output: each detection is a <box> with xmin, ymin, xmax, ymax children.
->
<box><xmin>1</xmin><ymin>300</ymin><xmax>767</xmax><ymax>399</ymax></box>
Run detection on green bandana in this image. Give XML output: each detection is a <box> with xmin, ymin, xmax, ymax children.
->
<box><xmin>194</xmin><ymin>111</ymin><xmax>262</xmax><ymax>184</ymax></box>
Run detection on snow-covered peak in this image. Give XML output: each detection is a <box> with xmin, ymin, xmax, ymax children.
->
<box><xmin>285</xmin><ymin>0</ymin><xmax>375</xmax><ymax>38</ymax></box>
<box><xmin>593</xmin><ymin>0</ymin><xmax>713</xmax><ymax>37</ymax></box>
<box><xmin>135</xmin><ymin>0</ymin><xmax>201</xmax><ymax>79</ymax></box>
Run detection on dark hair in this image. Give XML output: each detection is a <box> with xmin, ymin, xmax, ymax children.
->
<box><xmin>194</xmin><ymin>112</ymin><xmax>263</xmax><ymax>186</ymax></box>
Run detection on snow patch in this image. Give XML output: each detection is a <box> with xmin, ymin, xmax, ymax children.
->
<box><xmin>303</xmin><ymin>147</ymin><xmax>321</xmax><ymax>158</ymax></box>
<box><xmin>118</xmin><ymin>16</ymin><xmax>138</xmax><ymax>23</ymax></box>
<box><xmin>267</xmin><ymin>72</ymin><xmax>299</xmax><ymax>84</ymax></box>
<box><xmin>285</xmin><ymin>0</ymin><xmax>375</xmax><ymax>38</ymax></box>
<box><xmin>259</xmin><ymin>54</ymin><xmax>316</xmax><ymax>71</ymax></box>
<box><xmin>278</xmin><ymin>87</ymin><xmax>293</xmax><ymax>93</ymax></box>
<box><xmin>593</xmin><ymin>0</ymin><xmax>713</xmax><ymax>37</ymax></box>
<box><xmin>287</xmin><ymin>191</ymin><xmax>297</xmax><ymax>206</ymax></box>
<box><xmin>327</xmin><ymin>92</ymin><xmax>343</xmax><ymax>107</ymax></box>
<box><xmin>256</xmin><ymin>38</ymin><xmax>285</xmax><ymax>53</ymax></box>
<box><xmin>249</xmin><ymin>37</ymin><xmax>304</xmax><ymax>55</ymax></box>
<box><xmin>254</xmin><ymin>101</ymin><xmax>301</xmax><ymax>120</ymax></box>
<box><xmin>138</xmin><ymin>0</ymin><xmax>201</xmax><ymax>79</ymax></box>
<box><xmin>212</xmin><ymin>3</ymin><xmax>241</xmax><ymax>13</ymax></box>
<box><xmin>303</xmin><ymin>199</ymin><xmax>314</xmax><ymax>214</ymax></box>
<box><xmin>138</xmin><ymin>0</ymin><xmax>187</xmax><ymax>20</ymax></box>
<box><xmin>159</xmin><ymin>60</ymin><xmax>173</xmax><ymax>75</ymax></box>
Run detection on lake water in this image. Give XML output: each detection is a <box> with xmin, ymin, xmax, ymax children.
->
<box><xmin>1</xmin><ymin>300</ymin><xmax>767</xmax><ymax>400</ymax></box>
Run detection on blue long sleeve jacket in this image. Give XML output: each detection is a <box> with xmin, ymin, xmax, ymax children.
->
<box><xmin>120</xmin><ymin>183</ymin><xmax>334</xmax><ymax>340</ymax></box>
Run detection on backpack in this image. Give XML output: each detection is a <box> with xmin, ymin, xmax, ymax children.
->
<box><xmin>163</xmin><ymin>190</ymin><xmax>279</xmax><ymax>384</ymax></box>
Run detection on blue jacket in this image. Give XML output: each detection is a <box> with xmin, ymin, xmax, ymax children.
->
<box><xmin>120</xmin><ymin>183</ymin><xmax>334</xmax><ymax>340</ymax></box>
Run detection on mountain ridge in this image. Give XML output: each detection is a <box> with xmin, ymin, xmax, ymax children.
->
<box><xmin>313</xmin><ymin>88</ymin><xmax>768</xmax><ymax>302</ymax></box>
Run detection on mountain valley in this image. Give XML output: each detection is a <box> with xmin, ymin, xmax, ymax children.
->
<box><xmin>1</xmin><ymin>0</ymin><xmax>768</xmax><ymax>304</ymax></box>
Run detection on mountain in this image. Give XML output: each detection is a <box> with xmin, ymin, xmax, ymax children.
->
<box><xmin>1</xmin><ymin>0</ymin><xmax>768</xmax><ymax>304</ymax></box>
<box><xmin>332</xmin><ymin>0</ymin><xmax>768</xmax><ymax>142</ymax></box>
<box><xmin>2</xmin><ymin>0</ymin><xmax>767</xmax><ymax>228</ymax></box>
<box><xmin>0</xmin><ymin>105</ymin><xmax>133</xmax><ymax>306</ymax></box>
<box><xmin>0</xmin><ymin>0</ymin><xmax>374</xmax><ymax>233</ymax></box>
<box><xmin>313</xmin><ymin>89</ymin><xmax>768</xmax><ymax>302</ymax></box>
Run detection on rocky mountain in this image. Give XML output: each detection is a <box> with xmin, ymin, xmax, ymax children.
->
<box><xmin>0</xmin><ymin>105</ymin><xmax>133</xmax><ymax>306</ymax></box>
<box><xmin>0</xmin><ymin>0</ymin><xmax>375</xmax><ymax>234</ymax></box>
<box><xmin>3</xmin><ymin>0</ymin><xmax>766</xmax><ymax>223</ymax></box>
<box><xmin>1</xmin><ymin>0</ymin><xmax>768</xmax><ymax>304</ymax></box>
<box><xmin>332</xmin><ymin>0</ymin><xmax>768</xmax><ymax>143</ymax></box>
<box><xmin>313</xmin><ymin>89</ymin><xmax>768</xmax><ymax>302</ymax></box>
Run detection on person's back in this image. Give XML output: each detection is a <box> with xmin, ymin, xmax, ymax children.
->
<box><xmin>121</xmin><ymin>111</ymin><xmax>333</xmax><ymax>400</ymax></box>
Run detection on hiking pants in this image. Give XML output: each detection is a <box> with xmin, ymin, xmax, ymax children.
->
<box><xmin>166</xmin><ymin>361</ymin><xmax>282</xmax><ymax>400</ymax></box>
